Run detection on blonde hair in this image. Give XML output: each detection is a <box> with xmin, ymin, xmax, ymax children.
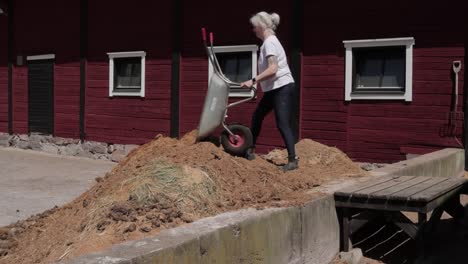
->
<box><xmin>250</xmin><ymin>11</ymin><xmax>280</xmax><ymax>34</ymax></box>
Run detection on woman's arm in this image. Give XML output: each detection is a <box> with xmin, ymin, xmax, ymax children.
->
<box><xmin>241</xmin><ymin>55</ymin><xmax>278</xmax><ymax>88</ymax></box>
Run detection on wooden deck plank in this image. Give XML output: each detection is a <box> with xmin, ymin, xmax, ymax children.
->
<box><xmin>409</xmin><ymin>178</ymin><xmax>467</xmax><ymax>202</ymax></box>
<box><xmin>334</xmin><ymin>176</ymin><xmax>397</xmax><ymax>196</ymax></box>
<box><xmin>388</xmin><ymin>177</ymin><xmax>449</xmax><ymax>201</ymax></box>
<box><xmin>369</xmin><ymin>176</ymin><xmax>434</xmax><ymax>198</ymax></box>
<box><xmin>351</xmin><ymin>176</ymin><xmax>415</xmax><ymax>199</ymax></box>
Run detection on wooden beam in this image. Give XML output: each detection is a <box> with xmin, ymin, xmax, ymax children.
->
<box><xmin>290</xmin><ymin>0</ymin><xmax>303</xmax><ymax>142</ymax></box>
<box><xmin>7</xmin><ymin>0</ymin><xmax>13</xmax><ymax>134</ymax></box>
<box><xmin>80</xmin><ymin>0</ymin><xmax>88</xmax><ymax>141</ymax></box>
<box><xmin>170</xmin><ymin>0</ymin><xmax>182</xmax><ymax>138</ymax></box>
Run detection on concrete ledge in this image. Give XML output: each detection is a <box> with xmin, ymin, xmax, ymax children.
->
<box><xmin>371</xmin><ymin>148</ymin><xmax>464</xmax><ymax>178</ymax></box>
<box><xmin>65</xmin><ymin>196</ymin><xmax>339</xmax><ymax>264</ymax></box>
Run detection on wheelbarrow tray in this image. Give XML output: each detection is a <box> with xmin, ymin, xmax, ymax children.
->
<box><xmin>197</xmin><ymin>72</ymin><xmax>230</xmax><ymax>140</ymax></box>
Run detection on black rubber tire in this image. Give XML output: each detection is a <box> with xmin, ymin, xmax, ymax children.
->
<box><xmin>220</xmin><ymin>124</ymin><xmax>253</xmax><ymax>156</ymax></box>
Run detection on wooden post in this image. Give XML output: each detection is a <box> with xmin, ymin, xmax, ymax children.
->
<box><xmin>338</xmin><ymin>207</ymin><xmax>351</xmax><ymax>252</ymax></box>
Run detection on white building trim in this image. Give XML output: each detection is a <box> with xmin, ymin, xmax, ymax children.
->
<box><xmin>343</xmin><ymin>37</ymin><xmax>415</xmax><ymax>101</ymax></box>
<box><xmin>208</xmin><ymin>45</ymin><xmax>258</xmax><ymax>98</ymax></box>
<box><xmin>27</xmin><ymin>54</ymin><xmax>55</xmax><ymax>61</ymax></box>
<box><xmin>107</xmin><ymin>51</ymin><xmax>146</xmax><ymax>97</ymax></box>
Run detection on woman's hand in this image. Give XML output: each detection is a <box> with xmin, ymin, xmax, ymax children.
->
<box><xmin>240</xmin><ymin>80</ymin><xmax>254</xmax><ymax>88</ymax></box>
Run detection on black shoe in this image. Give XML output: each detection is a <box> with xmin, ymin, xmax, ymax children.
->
<box><xmin>244</xmin><ymin>148</ymin><xmax>256</xmax><ymax>161</ymax></box>
<box><xmin>282</xmin><ymin>159</ymin><xmax>298</xmax><ymax>172</ymax></box>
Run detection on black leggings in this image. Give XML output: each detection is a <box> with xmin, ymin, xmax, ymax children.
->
<box><xmin>251</xmin><ymin>82</ymin><xmax>296</xmax><ymax>161</ymax></box>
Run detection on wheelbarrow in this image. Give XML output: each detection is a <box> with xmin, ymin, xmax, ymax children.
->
<box><xmin>196</xmin><ymin>28</ymin><xmax>257</xmax><ymax>156</ymax></box>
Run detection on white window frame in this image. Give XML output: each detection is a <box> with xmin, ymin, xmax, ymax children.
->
<box><xmin>208</xmin><ymin>45</ymin><xmax>258</xmax><ymax>98</ymax></box>
<box><xmin>26</xmin><ymin>54</ymin><xmax>55</xmax><ymax>61</ymax></box>
<box><xmin>343</xmin><ymin>37</ymin><xmax>415</xmax><ymax>101</ymax></box>
<box><xmin>107</xmin><ymin>51</ymin><xmax>146</xmax><ymax>97</ymax></box>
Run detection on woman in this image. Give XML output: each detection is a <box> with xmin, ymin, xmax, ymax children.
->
<box><xmin>240</xmin><ymin>11</ymin><xmax>298</xmax><ymax>172</ymax></box>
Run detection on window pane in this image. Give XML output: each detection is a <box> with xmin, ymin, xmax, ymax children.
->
<box><xmin>114</xmin><ymin>57</ymin><xmax>141</xmax><ymax>90</ymax></box>
<box><xmin>381</xmin><ymin>57</ymin><xmax>405</xmax><ymax>87</ymax></box>
<box><xmin>353</xmin><ymin>47</ymin><xmax>405</xmax><ymax>90</ymax></box>
<box><xmin>356</xmin><ymin>58</ymin><xmax>384</xmax><ymax>88</ymax></box>
<box><xmin>215</xmin><ymin>52</ymin><xmax>252</xmax><ymax>83</ymax></box>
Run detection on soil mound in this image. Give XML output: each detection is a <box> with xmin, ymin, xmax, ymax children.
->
<box><xmin>0</xmin><ymin>131</ymin><xmax>365</xmax><ymax>263</ymax></box>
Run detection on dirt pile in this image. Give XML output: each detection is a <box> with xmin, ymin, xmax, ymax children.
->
<box><xmin>0</xmin><ymin>131</ymin><xmax>365</xmax><ymax>263</ymax></box>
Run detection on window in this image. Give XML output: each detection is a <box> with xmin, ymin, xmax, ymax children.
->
<box><xmin>108</xmin><ymin>51</ymin><xmax>146</xmax><ymax>97</ymax></box>
<box><xmin>208</xmin><ymin>45</ymin><xmax>258</xmax><ymax>97</ymax></box>
<box><xmin>343</xmin><ymin>38</ymin><xmax>415</xmax><ymax>101</ymax></box>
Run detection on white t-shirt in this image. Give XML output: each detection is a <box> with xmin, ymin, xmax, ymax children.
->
<box><xmin>258</xmin><ymin>35</ymin><xmax>294</xmax><ymax>92</ymax></box>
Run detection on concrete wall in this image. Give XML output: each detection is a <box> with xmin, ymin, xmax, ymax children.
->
<box><xmin>65</xmin><ymin>196</ymin><xmax>339</xmax><ymax>264</ymax></box>
<box><xmin>64</xmin><ymin>148</ymin><xmax>464</xmax><ymax>264</ymax></box>
<box><xmin>371</xmin><ymin>148</ymin><xmax>464</xmax><ymax>178</ymax></box>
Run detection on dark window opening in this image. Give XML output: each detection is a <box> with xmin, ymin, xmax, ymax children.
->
<box><xmin>352</xmin><ymin>46</ymin><xmax>406</xmax><ymax>93</ymax></box>
<box><xmin>215</xmin><ymin>51</ymin><xmax>252</xmax><ymax>94</ymax></box>
<box><xmin>113</xmin><ymin>57</ymin><xmax>141</xmax><ymax>92</ymax></box>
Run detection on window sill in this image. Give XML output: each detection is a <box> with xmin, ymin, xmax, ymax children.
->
<box><xmin>110</xmin><ymin>92</ymin><xmax>144</xmax><ymax>97</ymax></box>
<box><xmin>347</xmin><ymin>92</ymin><xmax>410</xmax><ymax>101</ymax></box>
<box><xmin>229</xmin><ymin>87</ymin><xmax>255</xmax><ymax>98</ymax></box>
<box><xmin>351</xmin><ymin>90</ymin><xmax>405</xmax><ymax>95</ymax></box>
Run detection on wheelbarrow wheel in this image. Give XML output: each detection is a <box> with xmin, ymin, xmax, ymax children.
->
<box><xmin>220</xmin><ymin>124</ymin><xmax>253</xmax><ymax>157</ymax></box>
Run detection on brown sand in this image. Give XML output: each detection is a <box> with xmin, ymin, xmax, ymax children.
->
<box><xmin>0</xmin><ymin>131</ymin><xmax>366</xmax><ymax>263</ymax></box>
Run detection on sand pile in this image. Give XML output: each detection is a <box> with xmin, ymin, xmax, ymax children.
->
<box><xmin>0</xmin><ymin>131</ymin><xmax>365</xmax><ymax>263</ymax></box>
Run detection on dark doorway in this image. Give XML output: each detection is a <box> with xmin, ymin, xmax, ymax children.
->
<box><xmin>28</xmin><ymin>59</ymin><xmax>54</xmax><ymax>134</ymax></box>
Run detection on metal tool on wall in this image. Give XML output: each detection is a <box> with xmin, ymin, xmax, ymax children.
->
<box><xmin>449</xmin><ymin>61</ymin><xmax>463</xmax><ymax>137</ymax></box>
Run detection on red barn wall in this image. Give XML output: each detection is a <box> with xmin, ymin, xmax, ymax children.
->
<box><xmin>13</xmin><ymin>0</ymin><xmax>80</xmax><ymax>137</ymax></box>
<box><xmin>85</xmin><ymin>1</ymin><xmax>173</xmax><ymax>144</ymax></box>
<box><xmin>0</xmin><ymin>15</ymin><xmax>7</xmax><ymax>133</ymax></box>
<box><xmin>302</xmin><ymin>1</ymin><xmax>465</xmax><ymax>163</ymax></box>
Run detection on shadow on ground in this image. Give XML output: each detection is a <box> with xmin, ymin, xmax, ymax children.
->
<box><xmin>351</xmin><ymin>196</ymin><xmax>468</xmax><ymax>264</ymax></box>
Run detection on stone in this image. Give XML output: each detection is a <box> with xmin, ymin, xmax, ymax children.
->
<box><xmin>52</xmin><ymin>137</ymin><xmax>67</xmax><ymax>146</ymax></box>
<box><xmin>0</xmin><ymin>133</ymin><xmax>11</xmax><ymax>147</ymax></box>
<box><xmin>42</xmin><ymin>144</ymin><xmax>59</xmax><ymax>155</ymax></box>
<box><xmin>111</xmin><ymin>149</ymin><xmax>126</xmax><ymax>162</ymax></box>
<box><xmin>107</xmin><ymin>144</ymin><xmax>115</xmax><ymax>154</ymax></box>
<box><xmin>124</xmin><ymin>144</ymin><xmax>139</xmax><ymax>155</ymax></box>
<box><xmin>95</xmin><ymin>154</ymin><xmax>110</xmax><ymax>160</ymax></box>
<box><xmin>9</xmin><ymin>135</ymin><xmax>19</xmax><ymax>146</ymax></box>
<box><xmin>16</xmin><ymin>141</ymin><xmax>30</xmax><ymax>150</ymax></box>
<box><xmin>0</xmin><ymin>133</ymin><xmax>10</xmax><ymax>141</ymax></box>
<box><xmin>29</xmin><ymin>134</ymin><xmax>45</xmax><ymax>142</ymax></box>
<box><xmin>0</xmin><ymin>134</ymin><xmax>10</xmax><ymax>147</ymax></box>
<box><xmin>30</xmin><ymin>141</ymin><xmax>42</xmax><ymax>151</ymax></box>
<box><xmin>52</xmin><ymin>137</ymin><xmax>81</xmax><ymax>145</ymax></box>
<box><xmin>339</xmin><ymin>248</ymin><xmax>363</xmax><ymax>264</ymax></box>
<box><xmin>60</xmin><ymin>144</ymin><xmax>82</xmax><ymax>156</ymax></box>
<box><xmin>0</xmin><ymin>139</ymin><xmax>9</xmax><ymax>147</ymax></box>
<box><xmin>114</xmin><ymin>144</ymin><xmax>125</xmax><ymax>151</ymax></box>
<box><xmin>18</xmin><ymin>134</ymin><xmax>29</xmax><ymax>141</ymax></box>
<box><xmin>76</xmin><ymin>149</ymin><xmax>94</xmax><ymax>159</ymax></box>
<box><xmin>82</xmin><ymin>141</ymin><xmax>108</xmax><ymax>154</ymax></box>
<box><xmin>29</xmin><ymin>135</ymin><xmax>43</xmax><ymax>151</ymax></box>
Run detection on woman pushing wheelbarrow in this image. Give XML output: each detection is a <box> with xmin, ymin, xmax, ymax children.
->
<box><xmin>197</xmin><ymin>11</ymin><xmax>298</xmax><ymax>172</ymax></box>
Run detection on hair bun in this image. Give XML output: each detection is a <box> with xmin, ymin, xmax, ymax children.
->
<box><xmin>270</xmin><ymin>13</ymin><xmax>280</xmax><ymax>27</ymax></box>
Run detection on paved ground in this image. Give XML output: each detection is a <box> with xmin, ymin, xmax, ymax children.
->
<box><xmin>0</xmin><ymin>147</ymin><xmax>116</xmax><ymax>226</ymax></box>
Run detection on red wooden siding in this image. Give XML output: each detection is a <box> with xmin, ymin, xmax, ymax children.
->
<box><xmin>12</xmin><ymin>66</ymin><xmax>27</xmax><ymax>133</ymax></box>
<box><xmin>179</xmin><ymin>1</ymin><xmax>293</xmax><ymax>153</ymax></box>
<box><xmin>0</xmin><ymin>16</ymin><xmax>7</xmax><ymax>132</ymax></box>
<box><xmin>54</xmin><ymin>61</ymin><xmax>80</xmax><ymax>138</ymax></box>
<box><xmin>302</xmin><ymin>1</ymin><xmax>465</xmax><ymax>163</ymax></box>
<box><xmin>13</xmin><ymin>0</ymin><xmax>80</xmax><ymax>136</ymax></box>
<box><xmin>85</xmin><ymin>1</ymin><xmax>173</xmax><ymax>144</ymax></box>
